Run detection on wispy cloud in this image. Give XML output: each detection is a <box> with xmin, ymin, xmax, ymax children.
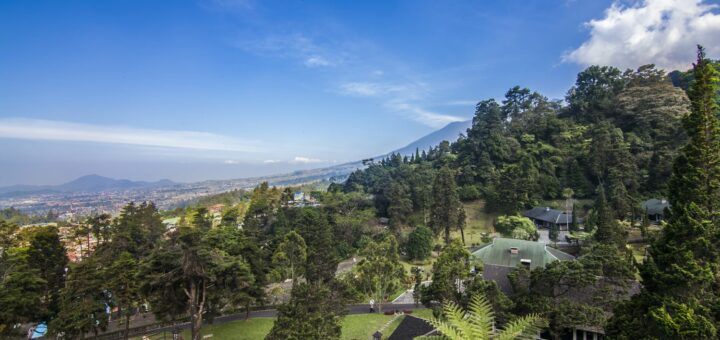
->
<box><xmin>444</xmin><ymin>100</ymin><xmax>477</xmax><ymax>106</ymax></box>
<box><xmin>0</xmin><ymin>118</ymin><xmax>261</xmax><ymax>152</ymax></box>
<box><xmin>263</xmin><ymin>159</ymin><xmax>281</xmax><ymax>164</ymax></box>
<box><xmin>563</xmin><ymin>0</ymin><xmax>720</xmax><ymax>70</ymax></box>
<box><xmin>338</xmin><ymin>81</ymin><xmax>464</xmax><ymax>128</ymax></box>
<box><xmin>224</xmin><ymin>160</ymin><xmax>240</xmax><ymax>164</ymax></box>
<box><xmin>238</xmin><ymin>33</ymin><xmax>343</xmax><ymax>68</ymax></box>
<box><xmin>385</xmin><ymin>101</ymin><xmax>465</xmax><ymax>128</ymax></box>
<box><xmin>338</xmin><ymin>82</ymin><xmax>419</xmax><ymax>97</ymax></box>
<box><xmin>304</xmin><ymin>55</ymin><xmax>333</xmax><ymax>67</ymax></box>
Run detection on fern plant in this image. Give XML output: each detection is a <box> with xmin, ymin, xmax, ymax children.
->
<box><xmin>422</xmin><ymin>294</ymin><xmax>544</xmax><ymax>340</ymax></box>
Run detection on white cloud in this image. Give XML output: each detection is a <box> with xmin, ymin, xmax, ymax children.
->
<box><xmin>338</xmin><ymin>82</ymin><xmax>413</xmax><ymax>97</ymax></box>
<box><xmin>385</xmin><ymin>101</ymin><xmax>465</xmax><ymax>128</ymax></box>
<box><xmin>291</xmin><ymin>156</ymin><xmax>325</xmax><ymax>164</ymax></box>
<box><xmin>239</xmin><ymin>33</ymin><xmax>342</xmax><ymax>68</ymax></box>
<box><xmin>0</xmin><ymin>118</ymin><xmax>261</xmax><ymax>152</ymax></box>
<box><xmin>224</xmin><ymin>160</ymin><xmax>240</xmax><ymax>164</ymax></box>
<box><xmin>564</xmin><ymin>0</ymin><xmax>720</xmax><ymax>70</ymax></box>
<box><xmin>304</xmin><ymin>56</ymin><xmax>333</xmax><ymax>67</ymax></box>
<box><xmin>263</xmin><ymin>159</ymin><xmax>281</xmax><ymax>163</ymax></box>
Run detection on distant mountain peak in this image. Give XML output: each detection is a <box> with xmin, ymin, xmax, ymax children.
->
<box><xmin>390</xmin><ymin>120</ymin><xmax>471</xmax><ymax>156</ymax></box>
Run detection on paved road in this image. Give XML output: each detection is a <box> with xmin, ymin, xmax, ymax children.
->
<box><xmin>391</xmin><ymin>281</ymin><xmax>432</xmax><ymax>304</ymax></box>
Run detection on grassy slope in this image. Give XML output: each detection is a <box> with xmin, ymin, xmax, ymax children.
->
<box><xmin>410</xmin><ymin>308</ymin><xmax>435</xmax><ymax>320</ymax></box>
<box><xmin>450</xmin><ymin>200</ymin><xmax>496</xmax><ymax>246</ymax></box>
<box><xmin>398</xmin><ymin>199</ymin><xmax>496</xmax><ymax>286</ymax></box>
<box><xmin>380</xmin><ymin>315</ymin><xmax>405</xmax><ymax>338</ymax></box>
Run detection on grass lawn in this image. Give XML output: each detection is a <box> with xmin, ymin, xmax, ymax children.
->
<box><xmin>410</xmin><ymin>308</ymin><xmax>435</xmax><ymax>320</ymax></box>
<box><xmin>629</xmin><ymin>243</ymin><xmax>649</xmax><ymax>263</ymax></box>
<box><xmin>177</xmin><ymin>318</ymin><xmax>275</xmax><ymax>340</ymax></box>
<box><xmin>341</xmin><ymin>314</ymin><xmax>400</xmax><ymax>340</ymax></box>
<box><xmin>400</xmin><ymin>256</ymin><xmax>435</xmax><ymax>275</ymax></box>
<box><xmin>450</xmin><ymin>200</ymin><xmax>496</xmax><ymax>246</ymax></box>
<box><xmin>160</xmin><ymin>312</ymin><xmax>421</xmax><ymax>340</ymax></box>
<box><xmin>381</xmin><ymin>315</ymin><xmax>405</xmax><ymax>338</ymax></box>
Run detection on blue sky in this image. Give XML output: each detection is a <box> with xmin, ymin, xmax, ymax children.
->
<box><xmin>1</xmin><ymin>0</ymin><xmax>719</xmax><ymax>186</ymax></box>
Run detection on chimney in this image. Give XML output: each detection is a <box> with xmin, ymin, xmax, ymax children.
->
<box><xmin>510</xmin><ymin>247</ymin><xmax>519</xmax><ymax>254</ymax></box>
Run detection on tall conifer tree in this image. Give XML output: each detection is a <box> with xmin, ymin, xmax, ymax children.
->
<box><xmin>608</xmin><ymin>46</ymin><xmax>720</xmax><ymax>339</ymax></box>
<box><xmin>430</xmin><ymin>167</ymin><xmax>463</xmax><ymax>244</ymax></box>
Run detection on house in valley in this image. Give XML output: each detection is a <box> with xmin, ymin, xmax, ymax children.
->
<box><xmin>471</xmin><ymin>238</ymin><xmax>575</xmax><ymax>294</ymax></box>
<box><xmin>522</xmin><ymin>207</ymin><xmax>581</xmax><ymax>231</ymax></box>
<box><xmin>641</xmin><ymin>198</ymin><xmax>670</xmax><ymax>222</ymax></box>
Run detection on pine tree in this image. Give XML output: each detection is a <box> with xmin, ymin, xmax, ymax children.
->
<box><xmin>272</xmin><ymin>231</ymin><xmax>307</xmax><ymax>287</ymax></box>
<box><xmin>386</xmin><ymin>182</ymin><xmax>413</xmax><ymax>228</ymax></box>
<box><xmin>265</xmin><ymin>283</ymin><xmax>344</xmax><ymax>340</ymax></box>
<box><xmin>294</xmin><ymin>208</ymin><xmax>338</xmax><ymax>284</ymax></box>
<box><xmin>608</xmin><ymin>46</ymin><xmax>720</xmax><ymax>339</ymax></box>
<box><xmin>640</xmin><ymin>207</ymin><xmax>650</xmax><ymax>239</ymax></box>
<box><xmin>430</xmin><ymin>167</ymin><xmax>464</xmax><ymax>244</ymax></box>
<box><xmin>570</xmin><ymin>203</ymin><xmax>579</xmax><ymax>233</ymax></box>
<box><xmin>592</xmin><ymin>185</ymin><xmax>626</xmax><ymax>247</ymax></box>
<box><xmin>26</xmin><ymin>227</ymin><xmax>68</xmax><ymax>321</ymax></box>
<box><xmin>549</xmin><ymin>223</ymin><xmax>559</xmax><ymax>244</ymax></box>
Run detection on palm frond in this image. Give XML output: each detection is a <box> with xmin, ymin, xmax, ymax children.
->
<box><xmin>444</xmin><ymin>301</ymin><xmax>473</xmax><ymax>339</ymax></box>
<box><xmin>467</xmin><ymin>294</ymin><xmax>494</xmax><ymax>340</ymax></box>
<box><xmin>427</xmin><ymin>317</ymin><xmax>465</xmax><ymax>340</ymax></box>
<box><xmin>495</xmin><ymin>313</ymin><xmax>544</xmax><ymax>340</ymax></box>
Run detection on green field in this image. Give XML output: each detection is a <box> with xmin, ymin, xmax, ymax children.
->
<box><xmin>149</xmin><ymin>312</ymin><xmax>422</xmax><ymax>340</ymax></box>
<box><xmin>450</xmin><ymin>200</ymin><xmax>496</xmax><ymax>246</ymax></box>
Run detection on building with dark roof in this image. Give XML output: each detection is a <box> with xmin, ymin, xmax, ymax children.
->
<box><xmin>471</xmin><ymin>238</ymin><xmax>575</xmax><ymax>294</ymax></box>
<box><xmin>387</xmin><ymin>315</ymin><xmax>435</xmax><ymax>340</ymax></box>
<box><xmin>522</xmin><ymin>207</ymin><xmax>581</xmax><ymax>231</ymax></box>
<box><xmin>641</xmin><ymin>198</ymin><xmax>670</xmax><ymax>222</ymax></box>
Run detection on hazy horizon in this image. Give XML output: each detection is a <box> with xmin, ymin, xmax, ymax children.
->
<box><xmin>2</xmin><ymin>0</ymin><xmax>719</xmax><ymax>186</ymax></box>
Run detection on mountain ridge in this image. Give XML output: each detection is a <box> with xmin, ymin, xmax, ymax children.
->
<box><xmin>0</xmin><ymin>175</ymin><xmax>175</xmax><ymax>196</ymax></box>
<box><xmin>389</xmin><ymin>120</ymin><xmax>471</xmax><ymax>156</ymax></box>
<box><xmin>0</xmin><ymin>120</ymin><xmax>472</xmax><ymax>196</ymax></box>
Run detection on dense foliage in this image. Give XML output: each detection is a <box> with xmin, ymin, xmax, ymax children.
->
<box><xmin>344</xmin><ymin>64</ymin><xmax>693</xmax><ymax>221</ymax></box>
<box><xmin>608</xmin><ymin>47</ymin><xmax>720</xmax><ymax>339</ymax></box>
<box><xmin>1</xmin><ymin>47</ymin><xmax>718</xmax><ymax>340</ymax></box>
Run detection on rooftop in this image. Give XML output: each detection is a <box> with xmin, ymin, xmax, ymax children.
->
<box><xmin>471</xmin><ymin>237</ymin><xmax>574</xmax><ymax>270</ymax></box>
<box><xmin>642</xmin><ymin>198</ymin><xmax>670</xmax><ymax>215</ymax></box>
<box><xmin>523</xmin><ymin>207</ymin><xmax>582</xmax><ymax>225</ymax></box>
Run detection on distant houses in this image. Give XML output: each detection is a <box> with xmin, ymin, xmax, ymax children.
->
<box><xmin>287</xmin><ymin>191</ymin><xmax>319</xmax><ymax>207</ymax></box>
<box><xmin>293</xmin><ymin>191</ymin><xmax>305</xmax><ymax>202</ymax></box>
<box><xmin>641</xmin><ymin>198</ymin><xmax>670</xmax><ymax>222</ymax></box>
<box><xmin>471</xmin><ymin>238</ymin><xmax>575</xmax><ymax>294</ymax></box>
<box><xmin>522</xmin><ymin>207</ymin><xmax>581</xmax><ymax>231</ymax></box>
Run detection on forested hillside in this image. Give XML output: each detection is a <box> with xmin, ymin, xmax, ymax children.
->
<box><xmin>342</xmin><ymin>63</ymin><xmax>696</xmax><ymax>220</ymax></box>
<box><xmin>2</xmin><ymin>48</ymin><xmax>719</xmax><ymax>340</ymax></box>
